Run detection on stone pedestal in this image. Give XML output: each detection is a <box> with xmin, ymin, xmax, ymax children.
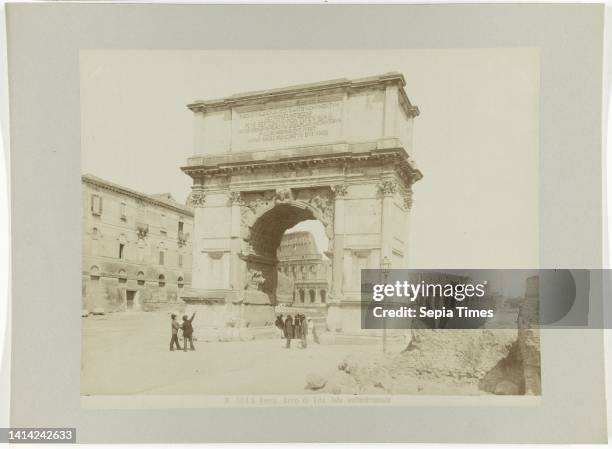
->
<box><xmin>182</xmin><ymin>287</ymin><xmax>277</xmax><ymax>342</ymax></box>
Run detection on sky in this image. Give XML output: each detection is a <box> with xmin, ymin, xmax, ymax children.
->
<box><xmin>81</xmin><ymin>49</ymin><xmax>538</xmax><ymax>277</ymax></box>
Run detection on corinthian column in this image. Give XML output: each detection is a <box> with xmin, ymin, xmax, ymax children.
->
<box><xmin>228</xmin><ymin>191</ymin><xmax>244</xmax><ymax>290</ymax></box>
<box><xmin>378</xmin><ymin>180</ymin><xmax>398</xmax><ymax>265</ymax></box>
<box><xmin>330</xmin><ymin>184</ymin><xmax>348</xmax><ymax>301</ymax></box>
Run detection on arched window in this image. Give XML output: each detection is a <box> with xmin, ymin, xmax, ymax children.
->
<box><xmin>90</xmin><ymin>265</ymin><xmax>100</xmax><ymax>280</ymax></box>
<box><xmin>158</xmin><ymin>274</ymin><xmax>165</xmax><ymax>287</ymax></box>
<box><xmin>137</xmin><ymin>271</ymin><xmax>145</xmax><ymax>286</ymax></box>
<box><xmin>177</xmin><ymin>276</ymin><xmax>184</xmax><ymax>289</ymax></box>
<box><xmin>299</xmin><ymin>289</ymin><xmax>305</xmax><ymax>303</ymax></box>
<box><xmin>320</xmin><ymin>289</ymin><xmax>326</xmax><ymax>303</ymax></box>
<box><xmin>309</xmin><ymin>289</ymin><xmax>316</xmax><ymax>303</ymax></box>
<box><xmin>118</xmin><ymin>269</ymin><xmax>127</xmax><ymax>284</ymax></box>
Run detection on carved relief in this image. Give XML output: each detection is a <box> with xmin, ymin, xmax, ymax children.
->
<box><xmin>332</xmin><ymin>183</ymin><xmax>348</xmax><ymax>198</ymax></box>
<box><xmin>240</xmin><ymin>190</ymin><xmax>276</xmax><ymax>230</ymax></box>
<box><xmin>308</xmin><ymin>194</ymin><xmax>333</xmax><ymax>226</ymax></box>
<box><xmin>246</xmin><ymin>269</ymin><xmax>265</xmax><ymax>291</ymax></box>
<box><xmin>243</xmin><ymin>261</ymin><xmax>274</xmax><ymax>296</ymax></box>
<box><xmin>228</xmin><ymin>190</ymin><xmax>243</xmax><ymax>205</ymax></box>
<box><xmin>274</xmin><ymin>188</ymin><xmax>293</xmax><ymax>203</ymax></box>
<box><xmin>293</xmin><ymin>187</ymin><xmax>334</xmax><ymax>227</ymax></box>
<box><xmin>136</xmin><ymin>223</ymin><xmax>149</xmax><ymax>240</ymax></box>
<box><xmin>403</xmin><ymin>188</ymin><xmax>414</xmax><ymax>210</ymax></box>
<box><xmin>377</xmin><ymin>180</ymin><xmax>398</xmax><ymax>197</ymax></box>
<box><xmin>187</xmin><ymin>188</ymin><xmax>206</xmax><ymax>208</ymax></box>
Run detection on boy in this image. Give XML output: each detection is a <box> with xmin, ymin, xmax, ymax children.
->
<box><xmin>181</xmin><ymin>312</ymin><xmax>196</xmax><ymax>352</ymax></box>
<box><xmin>169</xmin><ymin>313</ymin><xmax>181</xmax><ymax>351</ymax></box>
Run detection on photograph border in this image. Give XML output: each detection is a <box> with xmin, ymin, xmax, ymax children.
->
<box><xmin>7</xmin><ymin>3</ymin><xmax>606</xmax><ymax>443</ymax></box>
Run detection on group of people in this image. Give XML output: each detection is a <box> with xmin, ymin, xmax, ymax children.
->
<box><xmin>169</xmin><ymin>312</ymin><xmax>196</xmax><ymax>352</ymax></box>
<box><xmin>275</xmin><ymin>313</ymin><xmax>319</xmax><ymax>348</ymax></box>
<box><xmin>170</xmin><ymin>311</ymin><xmax>319</xmax><ymax>350</ymax></box>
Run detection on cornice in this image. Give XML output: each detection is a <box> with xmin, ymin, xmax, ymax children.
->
<box><xmin>181</xmin><ymin>148</ymin><xmax>423</xmax><ymax>190</ymax></box>
<box><xmin>187</xmin><ymin>72</ymin><xmax>419</xmax><ymax>119</ymax></box>
<box><xmin>82</xmin><ymin>174</ymin><xmax>194</xmax><ymax>217</ymax></box>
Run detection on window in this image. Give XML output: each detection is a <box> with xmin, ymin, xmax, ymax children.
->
<box><xmin>120</xmin><ymin>202</ymin><xmax>127</xmax><ymax>220</ymax></box>
<box><xmin>137</xmin><ymin>271</ymin><xmax>145</xmax><ymax>286</ymax></box>
<box><xmin>91</xmin><ymin>228</ymin><xmax>100</xmax><ymax>256</ymax></box>
<box><xmin>119</xmin><ymin>243</ymin><xmax>125</xmax><ymax>259</ymax></box>
<box><xmin>91</xmin><ymin>194</ymin><xmax>103</xmax><ymax>216</ymax></box>
<box><xmin>118</xmin><ymin>270</ymin><xmax>127</xmax><ymax>284</ymax></box>
<box><xmin>159</xmin><ymin>251</ymin><xmax>165</xmax><ymax>266</ymax></box>
<box><xmin>299</xmin><ymin>289</ymin><xmax>305</xmax><ymax>303</ymax></box>
<box><xmin>90</xmin><ymin>265</ymin><xmax>100</xmax><ymax>280</ymax></box>
<box><xmin>160</xmin><ymin>213</ymin><xmax>167</xmax><ymax>234</ymax></box>
<box><xmin>320</xmin><ymin>290</ymin><xmax>326</xmax><ymax>303</ymax></box>
<box><xmin>178</xmin><ymin>254</ymin><xmax>183</xmax><ymax>267</ymax></box>
<box><xmin>178</xmin><ymin>276</ymin><xmax>184</xmax><ymax>289</ymax></box>
<box><xmin>309</xmin><ymin>289</ymin><xmax>316</xmax><ymax>303</ymax></box>
<box><xmin>178</xmin><ymin>220</ymin><xmax>184</xmax><ymax>233</ymax></box>
<box><xmin>158</xmin><ymin>274</ymin><xmax>165</xmax><ymax>287</ymax></box>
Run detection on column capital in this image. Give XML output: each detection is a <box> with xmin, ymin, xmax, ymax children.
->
<box><xmin>228</xmin><ymin>190</ymin><xmax>244</xmax><ymax>205</ymax></box>
<box><xmin>187</xmin><ymin>187</ymin><xmax>206</xmax><ymax>208</ymax></box>
<box><xmin>331</xmin><ymin>183</ymin><xmax>348</xmax><ymax>198</ymax></box>
<box><xmin>377</xmin><ymin>180</ymin><xmax>398</xmax><ymax>197</ymax></box>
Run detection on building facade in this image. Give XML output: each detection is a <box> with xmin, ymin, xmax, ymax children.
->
<box><xmin>277</xmin><ymin>231</ymin><xmax>331</xmax><ymax>306</ymax></box>
<box><xmin>82</xmin><ymin>174</ymin><xmax>193</xmax><ymax>312</ymax></box>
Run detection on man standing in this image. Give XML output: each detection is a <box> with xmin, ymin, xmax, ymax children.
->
<box><xmin>169</xmin><ymin>313</ymin><xmax>181</xmax><ymax>351</ymax></box>
<box><xmin>284</xmin><ymin>315</ymin><xmax>294</xmax><ymax>348</ymax></box>
<box><xmin>181</xmin><ymin>312</ymin><xmax>196</xmax><ymax>352</ymax></box>
<box><xmin>275</xmin><ymin>314</ymin><xmax>284</xmax><ymax>337</ymax></box>
<box><xmin>307</xmin><ymin>318</ymin><xmax>319</xmax><ymax>344</ymax></box>
<box><xmin>300</xmin><ymin>315</ymin><xmax>308</xmax><ymax>349</ymax></box>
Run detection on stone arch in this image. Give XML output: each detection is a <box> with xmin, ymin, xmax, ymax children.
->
<box><xmin>241</xmin><ymin>188</ymin><xmax>335</xmax><ymax>245</ymax></box>
<box><xmin>241</xmin><ymin>200</ymin><xmax>333</xmax><ymax>303</ymax></box>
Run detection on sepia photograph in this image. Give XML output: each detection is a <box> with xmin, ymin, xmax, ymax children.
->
<box><xmin>4</xmin><ymin>2</ymin><xmax>609</xmax><ymax>444</ymax></box>
<box><xmin>79</xmin><ymin>49</ymin><xmax>540</xmax><ymax>401</ymax></box>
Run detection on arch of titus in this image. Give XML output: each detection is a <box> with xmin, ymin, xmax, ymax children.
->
<box><xmin>181</xmin><ymin>72</ymin><xmax>422</xmax><ymax>337</ymax></box>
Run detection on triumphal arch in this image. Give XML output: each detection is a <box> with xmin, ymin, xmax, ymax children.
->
<box><xmin>181</xmin><ymin>72</ymin><xmax>422</xmax><ymax>337</ymax></box>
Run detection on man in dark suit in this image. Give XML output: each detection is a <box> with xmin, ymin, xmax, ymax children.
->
<box><xmin>181</xmin><ymin>312</ymin><xmax>196</xmax><ymax>352</ymax></box>
<box><xmin>284</xmin><ymin>315</ymin><xmax>294</xmax><ymax>348</ymax></box>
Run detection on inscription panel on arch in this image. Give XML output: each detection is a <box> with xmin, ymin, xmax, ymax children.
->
<box><xmin>232</xmin><ymin>97</ymin><xmax>344</xmax><ymax>151</ymax></box>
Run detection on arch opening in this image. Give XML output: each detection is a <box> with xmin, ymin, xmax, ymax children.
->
<box><xmin>246</xmin><ymin>203</ymin><xmax>332</xmax><ymax>306</ymax></box>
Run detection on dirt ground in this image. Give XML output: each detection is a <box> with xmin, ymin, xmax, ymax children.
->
<box><xmin>81</xmin><ymin>311</ymin><xmax>399</xmax><ymax>396</ymax></box>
